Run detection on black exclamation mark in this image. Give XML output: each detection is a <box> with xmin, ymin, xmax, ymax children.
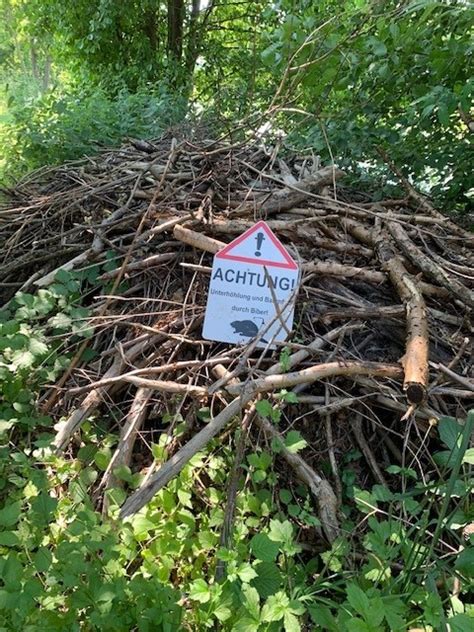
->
<box><xmin>255</xmin><ymin>232</ymin><xmax>265</xmax><ymax>257</ymax></box>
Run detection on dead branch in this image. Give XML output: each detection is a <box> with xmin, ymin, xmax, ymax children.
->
<box><xmin>387</xmin><ymin>220</ymin><xmax>474</xmax><ymax>309</ymax></box>
<box><xmin>373</xmin><ymin>225</ymin><xmax>429</xmax><ymax>404</ymax></box>
<box><xmin>226</xmin><ymin>361</ymin><xmax>403</xmax><ymax>395</ymax></box>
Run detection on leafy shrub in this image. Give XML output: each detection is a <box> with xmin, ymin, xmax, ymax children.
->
<box><xmin>0</xmin><ymin>268</ymin><xmax>473</xmax><ymax>629</ymax></box>
<box><xmin>1</xmin><ymin>84</ymin><xmax>187</xmax><ymax>180</ymax></box>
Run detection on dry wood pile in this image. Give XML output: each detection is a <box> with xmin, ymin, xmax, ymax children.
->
<box><xmin>1</xmin><ymin>134</ymin><xmax>473</xmax><ymax>542</ymax></box>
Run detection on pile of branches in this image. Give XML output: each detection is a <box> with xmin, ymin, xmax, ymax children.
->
<box><xmin>1</xmin><ymin>134</ymin><xmax>473</xmax><ymax>542</ymax></box>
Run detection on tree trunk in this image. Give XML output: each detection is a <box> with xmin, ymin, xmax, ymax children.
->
<box><xmin>30</xmin><ymin>41</ymin><xmax>40</xmax><ymax>83</ymax></box>
<box><xmin>42</xmin><ymin>55</ymin><xmax>51</xmax><ymax>93</ymax></box>
<box><xmin>184</xmin><ymin>0</ymin><xmax>201</xmax><ymax>73</ymax></box>
<box><xmin>144</xmin><ymin>8</ymin><xmax>159</xmax><ymax>53</ymax></box>
<box><xmin>167</xmin><ymin>0</ymin><xmax>184</xmax><ymax>62</ymax></box>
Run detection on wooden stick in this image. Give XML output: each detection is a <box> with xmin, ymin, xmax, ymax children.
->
<box><xmin>215</xmin><ymin>358</ymin><xmax>341</xmax><ymax>542</ymax></box>
<box><xmin>303</xmin><ymin>260</ymin><xmax>447</xmax><ymax>297</ymax></box>
<box><xmin>353</xmin><ymin>413</ymin><xmax>388</xmax><ymax>487</ymax></box>
<box><xmin>102</xmin><ymin>387</ymin><xmax>152</xmax><ymax>492</ymax></box>
<box><xmin>173</xmin><ymin>224</ymin><xmax>224</xmax><ymax>253</ymax></box>
<box><xmin>432</xmin><ymin>363</ymin><xmax>474</xmax><ymax>392</ymax></box>
<box><xmin>387</xmin><ymin>220</ymin><xmax>474</xmax><ymax>309</ymax></box>
<box><xmin>123</xmin><ymin>376</ymin><xmax>207</xmax><ymax>397</ymax></box>
<box><xmin>225</xmin><ymin>360</ymin><xmax>402</xmax><ymax>395</ymax></box>
<box><xmin>304</xmin><ymin>260</ymin><xmax>385</xmax><ymax>284</ymax></box>
<box><xmin>373</xmin><ymin>226</ymin><xmax>429</xmax><ymax>404</ymax></box>
<box><xmin>99</xmin><ymin>253</ymin><xmax>175</xmax><ymax>280</ymax></box>
<box><xmin>254</xmin><ymin>413</ymin><xmax>339</xmax><ymax>542</ymax></box>
<box><xmin>265</xmin><ymin>324</ymin><xmax>355</xmax><ymax>375</ymax></box>
<box><xmin>119</xmin><ymin>392</ymin><xmax>255</xmax><ymax>518</ymax></box>
<box><xmin>68</xmin><ymin>357</ymin><xmax>232</xmax><ymax>396</ymax></box>
<box><xmin>235</xmin><ymin>163</ymin><xmax>345</xmax><ymax>216</ymax></box>
<box><xmin>53</xmin><ymin>318</ymin><xmax>185</xmax><ymax>452</ymax></box>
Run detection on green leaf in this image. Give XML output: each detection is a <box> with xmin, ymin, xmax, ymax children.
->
<box><xmin>261</xmin><ymin>591</ymin><xmax>289</xmax><ymax>622</ymax></box>
<box><xmin>12</xmin><ymin>350</ymin><xmax>35</xmax><ymax>369</ymax></box>
<box><xmin>268</xmin><ymin>519</ymin><xmax>293</xmax><ymax>544</ymax></box>
<box><xmin>353</xmin><ymin>488</ymin><xmax>377</xmax><ymax>514</ymax></box>
<box><xmin>255</xmin><ymin>400</ymin><xmax>273</xmax><ymax>418</ymax></box>
<box><xmin>307</xmin><ymin>603</ymin><xmax>338</xmax><ymax>631</ymax></box>
<box><xmin>0</xmin><ymin>501</ymin><xmax>21</xmax><ymax>527</ymax></box>
<box><xmin>279</xmin><ymin>488</ymin><xmax>292</xmax><ymax>504</ymax></box>
<box><xmin>346</xmin><ymin>584</ymin><xmax>370</xmax><ymax>618</ymax></box>
<box><xmin>188</xmin><ymin>578</ymin><xmax>211</xmax><ymax>603</ymax></box>
<box><xmin>0</xmin><ymin>532</ymin><xmax>20</xmax><ymax>546</ymax></box>
<box><xmin>454</xmin><ymin>548</ymin><xmax>474</xmax><ymax>577</ymax></box>
<box><xmin>284</xmin><ymin>611</ymin><xmax>301</xmax><ymax>632</ymax></box>
<box><xmin>437</xmin><ymin>103</ymin><xmax>450</xmax><ymax>126</ymax></box>
<box><xmin>231</xmin><ymin>617</ymin><xmax>259</xmax><ymax>632</ymax></box>
<box><xmin>251</xmin><ymin>562</ymin><xmax>282</xmax><ymax>598</ymax></box>
<box><xmin>29</xmin><ymin>338</ymin><xmax>49</xmax><ymax>356</ymax></box>
<box><xmin>0</xmin><ymin>420</ymin><xmax>14</xmax><ymax>434</ymax></box>
<box><xmin>33</xmin><ymin>547</ymin><xmax>53</xmax><ymax>573</ymax></box>
<box><xmin>237</xmin><ymin>563</ymin><xmax>258</xmax><ymax>583</ymax></box>
<box><xmin>214</xmin><ymin>603</ymin><xmax>232</xmax><ymax>622</ymax></box>
<box><xmin>448</xmin><ymin>613</ymin><xmax>474</xmax><ymax>632</ymax></box>
<box><xmin>346</xmin><ymin>620</ymin><xmax>372</xmax><ymax>632</ymax></box>
<box><xmin>277</xmin><ymin>389</ymin><xmax>299</xmax><ymax>403</ymax></box>
<box><xmin>48</xmin><ymin>313</ymin><xmax>72</xmax><ymax>330</ymax></box>
<box><xmin>462</xmin><ymin>448</ymin><xmax>474</xmax><ymax>465</ymax></box>
<box><xmin>439</xmin><ymin>416</ymin><xmax>462</xmax><ymax>450</ymax></box>
<box><xmin>284</xmin><ymin>430</ymin><xmax>307</xmax><ymax>453</ymax></box>
<box><xmin>113</xmin><ymin>465</ymin><xmax>133</xmax><ymax>483</ymax></box>
<box><xmin>250</xmin><ymin>533</ymin><xmax>280</xmax><ymax>562</ymax></box>
<box><xmin>242</xmin><ymin>584</ymin><xmax>260</xmax><ymax>620</ymax></box>
<box><xmin>55</xmin><ymin>268</ymin><xmax>73</xmax><ymax>284</ymax></box>
<box><xmin>94</xmin><ymin>448</ymin><xmax>111</xmax><ymax>471</ymax></box>
<box><xmin>30</xmin><ymin>493</ymin><xmax>58</xmax><ymax>524</ymax></box>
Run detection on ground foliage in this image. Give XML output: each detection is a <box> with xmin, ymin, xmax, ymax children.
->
<box><xmin>0</xmin><ymin>136</ymin><xmax>473</xmax><ymax>630</ymax></box>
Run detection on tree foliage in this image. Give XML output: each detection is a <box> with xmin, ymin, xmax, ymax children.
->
<box><xmin>1</xmin><ymin>0</ymin><xmax>472</xmax><ymax>209</ymax></box>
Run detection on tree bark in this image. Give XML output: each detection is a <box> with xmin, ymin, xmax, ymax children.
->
<box><xmin>373</xmin><ymin>226</ymin><xmax>429</xmax><ymax>404</ymax></box>
<box><xmin>167</xmin><ymin>0</ymin><xmax>185</xmax><ymax>62</ymax></box>
<box><xmin>144</xmin><ymin>8</ymin><xmax>159</xmax><ymax>53</ymax></box>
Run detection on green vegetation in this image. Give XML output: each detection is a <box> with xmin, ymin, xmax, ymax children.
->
<box><xmin>0</xmin><ymin>267</ymin><xmax>473</xmax><ymax>630</ymax></box>
<box><xmin>0</xmin><ymin>1</ymin><xmax>473</xmax><ymax>629</ymax></box>
<box><xmin>1</xmin><ymin>1</ymin><xmax>472</xmax><ymax>210</ymax></box>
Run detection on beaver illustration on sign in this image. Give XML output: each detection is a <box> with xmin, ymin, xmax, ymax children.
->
<box><xmin>230</xmin><ymin>319</ymin><xmax>269</xmax><ymax>343</ymax></box>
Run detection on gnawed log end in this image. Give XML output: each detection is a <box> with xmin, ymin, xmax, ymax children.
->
<box><xmin>404</xmin><ymin>382</ymin><xmax>426</xmax><ymax>405</ymax></box>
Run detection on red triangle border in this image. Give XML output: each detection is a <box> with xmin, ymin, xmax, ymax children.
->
<box><xmin>215</xmin><ymin>221</ymin><xmax>298</xmax><ymax>270</ymax></box>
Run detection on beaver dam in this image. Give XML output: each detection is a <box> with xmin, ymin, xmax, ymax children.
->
<box><xmin>0</xmin><ymin>133</ymin><xmax>472</xmax><ymax>543</ymax></box>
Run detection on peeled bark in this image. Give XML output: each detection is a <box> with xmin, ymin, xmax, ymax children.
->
<box><xmin>373</xmin><ymin>227</ymin><xmax>429</xmax><ymax>404</ymax></box>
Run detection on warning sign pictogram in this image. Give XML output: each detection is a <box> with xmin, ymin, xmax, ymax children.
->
<box><xmin>202</xmin><ymin>221</ymin><xmax>299</xmax><ymax>347</ymax></box>
<box><xmin>216</xmin><ymin>220</ymin><xmax>298</xmax><ymax>269</ymax></box>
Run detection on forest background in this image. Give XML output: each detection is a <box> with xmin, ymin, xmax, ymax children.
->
<box><xmin>0</xmin><ymin>1</ymin><xmax>473</xmax><ymax>631</ymax></box>
<box><xmin>0</xmin><ymin>0</ymin><xmax>472</xmax><ymax>212</ymax></box>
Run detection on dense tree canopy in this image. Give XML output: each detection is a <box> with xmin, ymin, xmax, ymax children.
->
<box><xmin>1</xmin><ymin>0</ymin><xmax>472</xmax><ymax>206</ymax></box>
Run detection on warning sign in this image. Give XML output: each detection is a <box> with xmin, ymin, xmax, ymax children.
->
<box><xmin>202</xmin><ymin>221</ymin><xmax>299</xmax><ymax>347</ymax></box>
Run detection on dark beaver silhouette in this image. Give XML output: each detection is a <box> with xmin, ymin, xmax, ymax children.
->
<box><xmin>230</xmin><ymin>320</ymin><xmax>269</xmax><ymax>343</ymax></box>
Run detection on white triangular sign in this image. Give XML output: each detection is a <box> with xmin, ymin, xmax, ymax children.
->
<box><xmin>202</xmin><ymin>221</ymin><xmax>299</xmax><ymax>347</ymax></box>
<box><xmin>216</xmin><ymin>221</ymin><xmax>297</xmax><ymax>270</ymax></box>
